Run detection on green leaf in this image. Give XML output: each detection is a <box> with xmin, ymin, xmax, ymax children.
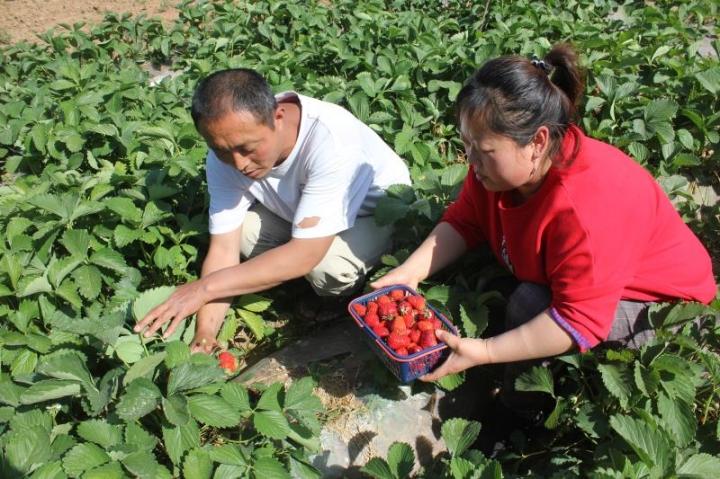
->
<box><xmin>207</xmin><ymin>444</ymin><xmax>247</xmax><ymax>466</ymax></box>
<box><xmin>220</xmin><ymin>382</ymin><xmax>252</xmax><ymax>413</ymax></box>
<box><xmin>695</xmin><ymin>67</ymin><xmax>720</xmax><ymax>94</ymax></box>
<box><xmin>515</xmin><ymin>366</ymin><xmax>555</xmax><ymax>398</ymax></box>
<box><xmin>61</xmin><ymin>229</ymin><xmax>90</xmax><ymax>258</ymax></box>
<box><xmin>459</xmin><ymin>302</ymin><xmax>488</xmax><ymax>338</ymax></box>
<box><xmin>360</xmin><ymin>458</ymin><xmax>394</xmax><ymax>479</ymax></box>
<box><xmin>441</xmin><ymin>417</ymin><xmax>481</xmax><ymax>456</ymax></box>
<box><xmin>37</xmin><ymin>351</ymin><xmax>94</xmax><ymax>386</ymax></box>
<box><xmin>436</xmin><ymin>372</ymin><xmax>465</xmax><ymax>391</ymax></box>
<box><xmin>19</xmin><ymin>379</ymin><xmax>81</xmax><ymax>405</ymax></box>
<box><xmin>440</xmin><ymin>164</ymin><xmax>468</xmax><ymax>187</ymax></box>
<box><xmin>188</xmin><ymin>394</ymin><xmax>241</xmax><ymax>428</ymax></box>
<box><xmin>285</xmin><ymin>377</ymin><xmax>321</xmax><ymax>413</ymax></box>
<box><xmin>678</xmin><ymin>453</ymin><xmax>720</xmax><ymax>478</ymax></box>
<box><xmin>374</xmin><ymin>196</ymin><xmax>410</xmax><ymax>226</ymax></box>
<box><xmin>598</xmin><ymin>363</ymin><xmax>633</xmax><ymax>409</ymax></box>
<box><xmin>609</xmin><ymin>414</ymin><xmax>673</xmax><ymax>471</ymax></box>
<box><xmin>167</xmin><ymin>362</ymin><xmax>226</xmax><ymax>395</ymax></box>
<box><xmin>657</xmin><ymin>392</ymin><xmax>695</xmax><ymax>448</ymax></box>
<box><xmin>425</xmin><ymin>285</ymin><xmax>449</xmax><ymax>304</ymax></box>
<box><xmin>116</xmin><ymin>377</ymin><xmax>161</xmax><ymax>421</ymax></box>
<box><xmin>11</xmin><ymin>348</ymin><xmax>38</xmax><ymax>378</ymax></box>
<box><xmin>124</xmin><ymin>352</ymin><xmax>166</xmax><ymax>385</ymax></box>
<box><xmin>105</xmin><ymin>197</ymin><xmax>143</xmax><ymax>223</ymax></box>
<box><xmin>387</xmin><ymin>442</ymin><xmax>414</xmax><ymax>479</ymax></box>
<box><xmin>165</xmin><ymin>340</ymin><xmax>191</xmax><ymax>369</ymax></box>
<box><xmin>163</xmin><ymin>393</ymin><xmax>190</xmax><ymax>426</ymax></box>
<box><xmin>18</xmin><ymin>275</ymin><xmax>53</xmax><ymax>297</ymax></box>
<box><xmin>184</xmin><ymin>448</ymin><xmax>213</xmax><ymax>479</ymax></box>
<box><xmin>237</xmin><ymin>293</ymin><xmax>273</xmax><ymax>312</ymax></box>
<box><xmin>544</xmin><ymin>397</ymin><xmax>567</xmax><ymax>430</ymax></box>
<box><xmin>238</xmin><ymin>309</ymin><xmax>266</xmax><ymax>340</ymax></box>
<box><xmin>62</xmin><ymin>443</ymin><xmax>110</xmax><ymax>477</ymax></box>
<box><xmin>113</xmin><ymin>335</ymin><xmax>145</xmax><ymax>364</ymax></box>
<box><xmin>252</xmin><ymin>457</ymin><xmax>291</xmax><ymax>479</ymax></box>
<box><xmin>122</xmin><ymin>451</ymin><xmax>160</xmax><ymax>479</ymax></box>
<box><xmin>162</xmin><ymin>419</ymin><xmax>201</xmax><ymax>467</ymax></box>
<box><xmin>253</xmin><ymin>410</ymin><xmax>291</xmax><ymax>439</ymax></box>
<box><xmin>645</xmin><ymin>99</ymin><xmax>678</xmax><ymax>124</ymax></box>
<box><xmin>5</xmin><ymin>426</ymin><xmax>53</xmax><ymax>474</ymax></box>
<box><xmin>89</xmin><ymin>248</ymin><xmax>127</xmax><ymax>272</ymax></box>
<box><xmin>29</xmin><ymin>461</ymin><xmax>68</xmax><ymax>479</ymax></box>
<box><xmin>71</xmin><ymin>265</ymin><xmax>102</xmax><ymax>299</ymax></box>
<box><xmin>257</xmin><ymin>382</ymin><xmax>284</xmax><ymax>412</ymax></box>
<box><xmin>214</xmin><ymin>464</ymin><xmax>247</xmax><ymax>479</ymax></box>
<box><xmin>56</xmin><ymin>279</ymin><xmax>82</xmax><ymax>309</ymax></box>
<box><xmin>76</xmin><ymin>419</ymin><xmax>123</xmax><ymax>449</ymax></box>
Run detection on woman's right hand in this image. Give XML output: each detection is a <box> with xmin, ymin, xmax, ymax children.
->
<box><xmin>370</xmin><ymin>266</ymin><xmax>421</xmax><ymax>291</ymax></box>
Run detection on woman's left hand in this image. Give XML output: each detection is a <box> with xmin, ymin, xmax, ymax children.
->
<box><xmin>134</xmin><ymin>280</ymin><xmax>210</xmax><ymax>339</ymax></box>
<box><xmin>419</xmin><ymin>330</ymin><xmax>491</xmax><ymax>382</ymax></box>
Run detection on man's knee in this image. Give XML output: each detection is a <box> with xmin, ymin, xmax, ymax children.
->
<box><xmin>305</xmin><ymin>256</ymin><xmax>364</xmax><ymax>297</ymax></box>
<box><xmin>506</xmin><ymin>282</ymin><xmax>552</xmax><ymax>329</ymax></box>
<box><xmin>239</xmin><ymin>211</ymin><xmax>262</xmax><ymax>259</ymax></box>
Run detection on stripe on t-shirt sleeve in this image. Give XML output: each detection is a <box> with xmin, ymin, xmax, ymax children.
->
<box><xmin>549</xmin><ymin>307</ymin><xmax>592</xmax><ymax>352</ymax></box>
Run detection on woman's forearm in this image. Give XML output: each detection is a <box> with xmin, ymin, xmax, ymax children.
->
<box><xmin>402</xmin><ymin>222</ymin><xmax>468</xmax><ymax>282</ymax></box>
<box><xmin>486</xmin><ymin>310</ymin><xmax>575</xmax><ymax>364</ymax></box>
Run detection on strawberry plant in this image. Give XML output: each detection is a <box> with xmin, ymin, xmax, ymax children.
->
<box><xmin>0</xmin><ymin>0</ymin><xmax>718</xmax><ymax>477</ymax></box>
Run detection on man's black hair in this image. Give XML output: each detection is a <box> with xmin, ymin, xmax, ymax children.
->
<box><xmin>191</xmin><ymin>68</ymin><xmax>278</xmax><ymax>128</ymax></box>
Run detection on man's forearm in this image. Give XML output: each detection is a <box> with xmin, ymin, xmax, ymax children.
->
<box><xmin>201</xmin><ymin>240</ymin><xmax>323</xmax><ymax>301</ymax></box>
<box><xmin>485</xmin><ymin>310</ymin><xmax>575</xmax><ymax>364</ymax></box>
<box><xmin>194</xmin><ymin>251</ymin><xmax>240</xmax><ymax>330</ymax></box>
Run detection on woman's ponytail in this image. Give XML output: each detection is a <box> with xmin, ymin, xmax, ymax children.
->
<box><xmin>545</xmin><ymin>44</ymin><xmax>585</xmax><ymax>113</ymax></box>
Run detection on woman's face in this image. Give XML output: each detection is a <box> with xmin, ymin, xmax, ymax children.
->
<box><xmin>459</xmin><ymin>116</ymin><xmax>537</xmax><ymax>192</ymax></box>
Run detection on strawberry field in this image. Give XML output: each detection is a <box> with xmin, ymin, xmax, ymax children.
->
<box><xmin>1</xmin><ymin>0</ymin><xmax>719</xmax><ymax>477</ymax></box>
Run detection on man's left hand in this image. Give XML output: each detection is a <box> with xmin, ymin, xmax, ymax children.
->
<box><xmin>134</xmin><ymin>280</ymin><xmax>210</xmax><ymax>339</ymax></box>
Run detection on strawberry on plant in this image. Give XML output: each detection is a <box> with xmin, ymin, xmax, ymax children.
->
<box><xmin>390</xmin><ymin>289</ymin><xmax>405</xmax><ymax>301</ymax></box>
<box><xmin>218</xmin><ymin>351</ymin><xmax>239</xmax><ymax>374</ymax></box>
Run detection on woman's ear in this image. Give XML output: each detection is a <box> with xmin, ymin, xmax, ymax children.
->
<box><xmin>532</xmin><ymin>126</ymin><xmax>551</xmax><ymax>159</ymax></box>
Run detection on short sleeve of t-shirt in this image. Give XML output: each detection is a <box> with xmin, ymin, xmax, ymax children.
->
<box><xmin>291</xmin><ymin>141</ymin><xmax>374</xmax><ymax>239</ymax></box>
<box><xmin>206</xmin><ymin>151</ymin><xmax>255</xmax><ymax>235</ymax></box>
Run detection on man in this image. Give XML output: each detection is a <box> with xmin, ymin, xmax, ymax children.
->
<box><xmin>134</xmin><ymin>68</ymin><xmax>411</xmax><ymax>353</ymax></box>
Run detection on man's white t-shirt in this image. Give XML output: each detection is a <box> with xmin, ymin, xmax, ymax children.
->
<box><xmin>206</xmin><ymin>92</ymin><xmax>411</xmax><ymax>238</ymax></box>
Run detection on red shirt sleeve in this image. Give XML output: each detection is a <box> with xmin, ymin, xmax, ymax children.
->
<box><xmin>441</xmin><ymin>173</ymin><xmax>488</xmax><ymax>249</ymax></box>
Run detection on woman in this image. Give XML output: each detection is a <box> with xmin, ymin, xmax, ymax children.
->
<box><xmin>372</xmin><ymin>44</ymin><xmax>716</xmax><ymax>386</ymax></box>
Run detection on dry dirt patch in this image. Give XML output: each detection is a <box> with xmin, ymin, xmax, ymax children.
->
<box><xmin>0</xmin><ymin>0</ymin><xmax>178</xmax><ymax>45</ymax></box>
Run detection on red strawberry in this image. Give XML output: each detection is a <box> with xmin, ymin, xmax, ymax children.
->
<box><xmin>390</xmin><ymin>316</ymin><xmax>407</xmax><ymax>333</ymax></box>
<box><xmin>407</xmin><ymin>295</ymin><xmax>425</xmax><ymax>310</ymax></box>
<box><xmin>403</xmin><ymin>312</ymin><xmax>415</xmax><ymax>328</ymax></box>
<box><xmin>419</xmin><ymin>330</ymin><xmax>438</xmax><ymax>348</ymax></box>
<box><xmin>389</xmin><ymin>289</ymin><xmax>405</xmax><ymax>301</ymax></box>
<box><xmin>408</xmin><ymin>345</ymin><xmax>421</xmax><ymax>354</ymax></box>
<box><xmin>377</xmin><ymin>295</ymin><xmax>391</xmax><ymax>305</ymax></box>
<box><xmin>367</xmin><ymin>301</ymin><xmax>378</xmax><ymax>314</ymax></box>
<box><xmin>395</xmin><ymin>347</ymin><xmax>409</xmax><ymax>356</ymax></box>
<box><xmin>373</xmin><ymin>325</ymin><xmax>390</xmax><ymax>338</ymax></box>
<box><xmin>218</xmin><ymin>351</ymin><xmax>239</xmax><ymax>374</ymax></box>
<box><xmin>420</xmin><ymin>309</ymin><xmax>434</xmax><ymax>321</ymax></box>
<box><xmin>387</xmin><ymin>331</ymin><xmax>410</xmax><ymax>349</ymax></box>
<box><xmin>410</xmin><ymin>329</ymin><xmax>421</xmax><ymax>343</ymax></box>
<box><xmin>364</xmin><ymin>312</ymin><xmax>380</xmax><ymax>328</ymax></box>
<box><xmin>432</xmin><ymin>318</ymin><xmax>442</xmax><ymax>329</ymax></box>
<box><xmin>352</xmin><ymin>303</ymin><xmax>366</xmax><ymax>317</ymax></box>
<box><xmin>416</xmin><ymin>320</ymin><xmax>434</xmax><ymax>332</ymax></box>
<box><xmin>398</xmin><ymin>301</ymin><xmax>412</xmax><ymax>315</ymax></box>
<box><xmin>378</xmin><ymin>302</ymin><xmax>397</xmax><ymax>320</ymax></box>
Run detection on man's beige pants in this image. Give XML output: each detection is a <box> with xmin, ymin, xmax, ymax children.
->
<box><xmin>240</xmin><ymin>203</ymin><xmax>392</xmax><ymax>296</ymax></box>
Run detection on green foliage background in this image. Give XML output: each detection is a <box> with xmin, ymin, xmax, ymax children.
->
<box><xmin>0</xmin><ymin>0</ymin><xmax>718</xmax><ymax>477</ymax></box>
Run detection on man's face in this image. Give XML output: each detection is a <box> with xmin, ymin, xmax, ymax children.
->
<box><xmin>198</xmin><ymin>109</ymin><xmax>284</xmax><ymax>180</ymax></box>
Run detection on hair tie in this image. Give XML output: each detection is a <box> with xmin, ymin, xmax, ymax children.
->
<box><xmin>531</xmin><ymin>55</ymin><xmax>553</xmax><ymax>75</ymax></box>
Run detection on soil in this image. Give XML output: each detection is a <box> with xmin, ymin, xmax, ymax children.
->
<box><xmin>0</xmin><ymin>0</ymin><xmax>179</xmax><ymax>45</ymax></box>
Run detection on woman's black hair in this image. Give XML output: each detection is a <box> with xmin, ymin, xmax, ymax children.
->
<box><xmin>456</xmin><ymin>43</ymin><xmax>585</xmax><ymax>163</ymax></box>
<box><xmin>191</xmin><ymin>68</ymin><xmax>278</xmax><ymax>128</ymax></box>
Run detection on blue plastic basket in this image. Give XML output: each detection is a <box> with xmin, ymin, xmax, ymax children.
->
<box><xmin>347</xmin><ymin>284</ymin><xmax>457</xmax><ymax>383</ymax></box>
